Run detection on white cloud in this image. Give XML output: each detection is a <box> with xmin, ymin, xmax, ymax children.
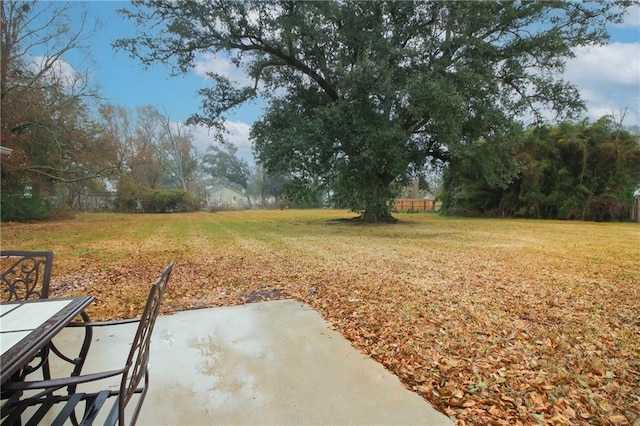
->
<box><xmin>189</xmin><ymin>124</ymin><xmax>216</xmax><ymax>153</ymax></box>
<box><xmin>30</xmin><ymin>56</ymin><xmax>88</xmax><ymax>92</ymax></box>
<box><xmin>565</xmin><ymin>42</ymin><xmax>640</xmax><ymax>125</ymax></box>
<box><xmin>189</xmin><ymin>120</ymin><xmax>255</xmax><ymax>164</ymax></box>
<box><xmin>223</xmin><ymin>120</ymin><xmax>253</xmax><ymax>150</ymax></box>
<box><xmin>617</xmin><ymin>4</ymin><xmax>640</xmax><ymax>28</ymax></box>
<box><xmin>193</xmin><ymin>53</ymin><xmax>253</xmax><ymax>86</ymax></box>
<box><xmin>567</xmin><ymin>43</ymin><xmax>639</xmax><ymax>87</ymax></box>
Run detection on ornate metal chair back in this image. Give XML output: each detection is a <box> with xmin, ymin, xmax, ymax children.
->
<box><xmin>113</xmin><ymin>262</ymin><xmax>173</xmax><ymax>425</ymax></box>
<box><xmin>0</xmin><ymin>251</ymin><xmax>53</xmax><ymax>301</ymax></box>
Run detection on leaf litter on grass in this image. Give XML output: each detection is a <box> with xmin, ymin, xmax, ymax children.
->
<box><xmin>2</xmin><ymin>211</ymin><xmax>638</xmax><ymax>425</ymax></box>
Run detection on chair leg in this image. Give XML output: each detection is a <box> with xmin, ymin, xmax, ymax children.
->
<box><xmin>41</xmin><ymin>346</ymin><xmax>52</xmax><ymax>381</ymax></box>
<box><xmin>71</xmin><ymin>311</ymin><xmax>94</xmax><ymax>381</ymax></box>
<box><xmin>16</xmin><ymin>346</ymin><xmax>51</xmax><ymax>382</ymax></box>
<box><xmin>48</xmin><ymin>311</ymin><xmax>94</xmax><ymax>395</ymax></box>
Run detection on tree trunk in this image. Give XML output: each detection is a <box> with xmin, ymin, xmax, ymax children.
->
<box><xmin>360</xmin><ymin>171</ymin><xmax>398</xmax><ymax>223</ymax></box>
<box><xmin>360</xmin><ymin>173</ymin><xmax>398</xmax><ymax>222</ymax></box>
<box><xmin>361</xmin><ymin>203</ymin><xmax>397</xmax><ymax>222</ymax></box>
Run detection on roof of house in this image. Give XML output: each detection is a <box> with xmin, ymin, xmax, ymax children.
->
<box><xmin>207</xmin><ymin>184</ymin><xmax>246</xmax><ymax>196</ymax></box>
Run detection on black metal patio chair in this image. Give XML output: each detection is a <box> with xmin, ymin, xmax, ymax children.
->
<box><xmin>1</xmin><ymin>251</ymin><xmax>63</xmax><ymax>383</ymax></box>
<box><xmin>0</xmin><ymin>262</ymin><xmax>174</xmax><ymax>426</ymax></box>
<box><xmin>1</xmin><ymin>251</ymin><xmax>53</xmax><ymax>302</ymax></box>
<box><xmin>1</xmin><ymin>251</ymin><xmax>94</xmax><ymax>385</ymax></box>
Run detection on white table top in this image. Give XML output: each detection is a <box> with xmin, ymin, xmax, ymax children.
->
<box><xmin>0</xmin><ymin>296</ymin><xmax>94</xmax><ymax>383</ymax></box>
<box><xmin>1</xmin><ymin>299</ymin><xmax>74</xmax><ymax>355</ymax></box>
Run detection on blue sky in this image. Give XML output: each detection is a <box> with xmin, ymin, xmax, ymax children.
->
<box><xmin>83</xmin><ymin>2</ymin><xmax>263</xmax><ymax>122</ymax></box>
<box><xmin>38</xmin><ymin>2</ymin><xmax>640</xmax><ymax>159</ymax></box>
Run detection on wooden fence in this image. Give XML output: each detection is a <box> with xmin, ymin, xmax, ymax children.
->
<box><xmin>393</xmin><ymin>198</ymin><xmax>441</xmax><ymax>212</ymax></box>
<box><xmin>632</xmin><ymin>197</ymin><xmax>640</xmax><ymax>222</ymax></box>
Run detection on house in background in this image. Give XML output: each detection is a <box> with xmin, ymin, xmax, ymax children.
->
<box><xmin>206</xmin><ymin>184</ymin><xmax>248</xmax><ymax>209</ymax></box>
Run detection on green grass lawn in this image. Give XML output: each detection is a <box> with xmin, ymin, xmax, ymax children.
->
<box><xmin>2</xmin><ymin>210</ymin><xmax>638</xmax><ymax>425</ymax></box>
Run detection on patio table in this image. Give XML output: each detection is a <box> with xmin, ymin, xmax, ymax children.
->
<box><xmin>0</xmin><ymin>296</ymin><xmax>94</xmax><ymax>385</ymax></box>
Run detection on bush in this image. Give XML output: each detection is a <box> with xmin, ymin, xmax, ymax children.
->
<box><xmin>139</xmin><ymin>189</ymin><xmax>199</xmax><ymax>213</ymax></box>
<box><xmin>585</xmin><ymin>196</ymin><xmax>629</xmax><ymax>222</ymax></box>
<box><xmin>0</xmin><ymin>193</ymin><xmax>54</xmax><ymax>222</ymax></box>
<box><xmin>115</xmin><ymin>185</ymin><xmax>200</xmax><ymax>213</ymax></box>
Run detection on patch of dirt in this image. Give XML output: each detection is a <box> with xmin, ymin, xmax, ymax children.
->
<box><xmin>241</xmin><ymin>288</ymin><xmax>283</xmax><ymax>303</ymax></box>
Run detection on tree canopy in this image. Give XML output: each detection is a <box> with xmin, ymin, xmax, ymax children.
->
<box><xmin>115</xmin><ymin>1</ymin><xmax>628</xmax><ymax>221</ymax></box>
<box><xmin>0</xmin><ymin>0</ymin><xmax>203</xmax><ymax>221</ymax></box>
<box><xmin>0</xmin><ymin>1</ymin><xmax>107</xmax><ymax>219</ymax></box>
<box><xmin>202</xmin><ymin>144</ymin><xmax>251</xmax><ymax>192</ymax></box>
<box><xmin>0</xmin><ymin>1</ymin><xmax>209</xmax><ymax>219</ymax></box>
<box><xmin>441</xmin><ymin>116</ymin><xmax>640</xmax><ymax>221</ymax></box>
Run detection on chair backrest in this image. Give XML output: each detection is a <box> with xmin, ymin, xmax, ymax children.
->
<box><xmin>115</xmin><ymin>262</ymin><xmax>173</xmax><ymax>425</ymax></box>
<box><xmin>0</xmin><ymin>251</ymin><xmax>53</xmax><ymax>301</ymax></box>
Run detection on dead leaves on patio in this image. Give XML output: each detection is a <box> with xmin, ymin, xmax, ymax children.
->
<box><xmin>3</xmin><ymin>211</ymin><xmax>639</xmax><ymax>425</ymax></box>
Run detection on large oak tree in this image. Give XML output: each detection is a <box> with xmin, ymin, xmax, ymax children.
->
<box><xmin>116</xmin><ymin>0</ymin><xmax>630</xmax><ymax>221</ymax></box>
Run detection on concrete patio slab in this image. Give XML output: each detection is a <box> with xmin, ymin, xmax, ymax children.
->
<box><xmin>48</xmin><ymin>299</ymin><xmax>452</xmax><ymax>425</ymax></box>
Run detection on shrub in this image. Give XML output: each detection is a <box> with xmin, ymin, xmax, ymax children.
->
<box><xmin>585</xmin><ymin>196</ymin><xmax>629</xmax><ymax>222</ymax></box>
<box><xmin>0</xmin><ymin>193</ymin><xmax>54</xmax><ymax>222</ymax></box>
<box><xmin>115</xmin><ymin>184</ymin><xmax>200</xmax><ymax>213</ymax></box>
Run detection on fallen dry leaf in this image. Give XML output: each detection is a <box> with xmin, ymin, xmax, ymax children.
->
<box><xmin>1</xmin><ymin>210</ymin><xmax>638</xmax><ymax>425</ymax></box>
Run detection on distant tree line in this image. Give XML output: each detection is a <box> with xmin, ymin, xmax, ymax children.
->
<box><xmin>440</xmin><ymin>116</ymin><xmax>640</xmax><ymax>221</ymax></box>
<box><xmin>0</xmin><ymin>1</ymin><xmax>285</xmax><ymax>221</ymax></box>
<box><xmin>2</xmin><ymin>1</ymin><xmax>637</xmax><ymax>223</ymax></box>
